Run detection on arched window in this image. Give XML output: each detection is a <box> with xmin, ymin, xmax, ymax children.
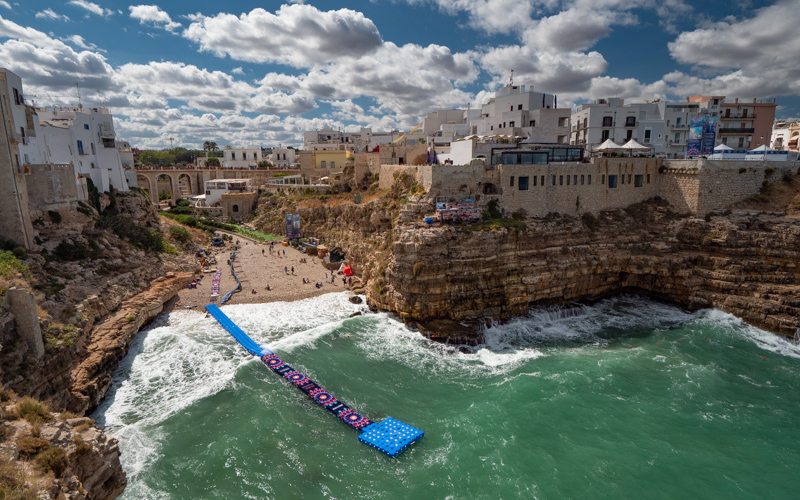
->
<box><xmin>232</xmin><ymin>204</ymin><xmax>239</xmax><ymax>212</ymax></box>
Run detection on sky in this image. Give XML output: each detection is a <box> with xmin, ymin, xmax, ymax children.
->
<box><xmin>2</xmin><ymin>0</ymin><xmax>800</xmax><ymax>149</ymax></box>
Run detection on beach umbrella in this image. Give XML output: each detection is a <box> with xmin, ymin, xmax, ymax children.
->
<box><xmin>426</xmin><ymin>150</ymin><xmax>431</xmax><ymax>164</ymax></box>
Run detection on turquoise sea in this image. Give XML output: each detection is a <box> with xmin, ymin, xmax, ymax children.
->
<box><xmin>95</xmin><ymin>293</ymin><xmax>800</xmax><ymax>499</ymax></box>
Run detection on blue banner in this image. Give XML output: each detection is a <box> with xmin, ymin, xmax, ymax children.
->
<box><xmin>285</xmin><ymin>214</ymin><xmax>301</xmax><ymax>239</ymax></box>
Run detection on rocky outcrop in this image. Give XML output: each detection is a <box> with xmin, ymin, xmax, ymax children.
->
<box><xmin>371</xmin><ymin>205</ymin><xmax>800</xmax><ymax>338</ymax></box>
<box><xmin>65</xmin><ymin>272</ymin><xmax>193</xmax><ymax>415</ymax></box>
<box><xmin>0</xmin><ymin>402</ymin><xmax>125</xmax><ymax>500</ymax></box>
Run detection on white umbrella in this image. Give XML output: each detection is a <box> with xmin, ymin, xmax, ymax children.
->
<box><xmin>593</xmin><ymin>139</ymin><xmax>624</xmax><ymax>152</ymax></box>
<box><xmin>620</xmin><ymin>139</ymin><xmax>650</xmax><ymax>153</ymax></box>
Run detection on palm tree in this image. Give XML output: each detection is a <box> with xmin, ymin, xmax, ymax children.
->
<box><xmin>203</xmin><ymin>141</ymin><xmax>212</xmax><ymax>158</ymax></box>
<box><xmin>209</xmin><ymin>142</ymin><xmax>219</xmax><ymax>157</ymax></box>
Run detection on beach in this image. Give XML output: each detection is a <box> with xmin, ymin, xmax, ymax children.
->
<box><xmin>176</xmin><ymin>238</ymin><xmax>357</xmax><ymax>308</ymax></box>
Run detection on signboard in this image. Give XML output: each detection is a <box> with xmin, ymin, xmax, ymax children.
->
<box><xmin>285</xmin><ymin>214</ymin><xmax>301</xmax><ymax>239</ymax></box>
<box><xmin>687</xmin><ymin>116</ymin><xmax>718</xmax><ymax>157</ymax></box>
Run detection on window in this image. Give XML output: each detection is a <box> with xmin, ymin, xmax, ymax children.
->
<box><xmin>559</xmin><ymin>175</ymin><xmax>563</xmax><ymax>186</ymax></box>
<box><xmin>740</xmin><ymin>122</ymin><xmax>746</xmax><ymax>129</ymax></box>
<box><xmin>518</xmin><ymin>104</ymin><xmax>522</xmax><ymax>110</ymax></box>
<box><xmin>713</xmin><ymin>99</ymin><xmax>719</xmax><ymax>105</ymax></box>
<box><xmin>574</xmin><ymin>175</ymin><xmax>577</xmax><ymax>185</ymax></box>
<box><xmin>588</xmin><ymin>175</ymin><xmax>591</xmax><ymax>185</ymax></box>
<box><xmin>77</xmin><ymin>140</ymin><xmax>84</xmax><ymax>155</ymax></box>
<box><xmin>540</xmin><ymin>176</ymin><xmax>544</xmax><ymax>186</ymax></box>
<box><xmin>510</xmin><ymin>176</ymin><xmax>514</xmax><ymax>187</ymax></box>
<box><xmin>530</xmin><ymin>120</ymin><xmax>536</xmax><ymax>127</ymax></box>
<box><xmin>626</xmin><ymin>130</ymin><xmax>633</xmax><ymax>140</ymax></box>
<box><xmin>644</xmin><ymin>129</ymin><xmax>651</xmax><ymax>144</ymax></box>
<box><xmin>331</xmin><ymin>161</ymin><xmax>335</xmax><ymax>169</ymax></box>
<box><xmin>509</xmin><ymin>121</ymin><xmax>515</xmax><ymax>128</ymax></box>
<box><xmin>608</xmin><ymin>175</ymin><xmax>618</xmax><ymax>188</ymax></box>
<box><xmin>674</xmin><ymin>133</ymin><xmax>680</xmax><ymax>142</ymax></box>
<box><xmin>519</xmin><ymin>176</ymin><xmax>529</xmax><ymax>190</ymax></box>
<box><xmin>233</xmin><ymin>204</ymin><xmax>239</xmax><ymax>213</ymax></box>
<box><xmin>647</xmin><ymin>174</ymin><xmax>651</xmax><ymax>184</ymax></box>
<box><xmin>738</xmin><ymin>137</ymin><xmax>744</xmax><ymax>148</ymax></box>
<box><xmin>634</xmin><ymin>174</ymin><xmax>643</xmax><ymax>187</ymax></box>
<box><xmin>625</xmin><ymin>117</ymin><xmax>636</xmax><ymax>126</ymax></box>
<box><xmin>23</xmin><ymin>153</ymin><xmax>29</xmax><ymax>164</ymax></box>
<box><xmin>628</xmin><ymin>174</ymin><xmax>631</xmax><ymax>184</ymax></box>
<box><xmin>602</xmin><ymin>116</ymin><xmax>612</xmax><ymax>126</ymax></box>
<box><xmin>533</xmin><ymin>176</ymin><xmax>537</xmax><ymax>187</ymax></box>
<box><xmin>583</xmin><ymin>118</ymin><xmax>587</xmax><ymax>128</ymax></box>
<box><xmin>601</xmin><ymin>174</ymin><xmax>606</xmax><ymax>185</ymax></box>
<box><xmin>90</xmin><ymin>162</ymin><xmax>95</xmax><ymax>169</ymax></box>
<box><xmin>581</xmin><ymin>175</ymin><xmax>584</xmax><ymax>185</ymax></box>
<box><xmin>491</xmin><ymin>125</ymin><xmax>493</xmax><ymax>131</ymax></box>
<box><xmin>320</xmin><ymin>160</ymin><xmax>326</xmax><ymax>168</ymax></box>
<box><xmin>621</xmin><ymin>174</ymin><xmax>624</xmax><ymax>185</ymax></box>
<box><xmin>601</xmin><ymin>130</ymin><xmax>610</xmax><ymax>141</ymax></box>
<box><xmin>566</xmin><ymin>175</ymin><xmax>570</xmax><ymax>186</ymax></box>
<box><xmin>510</xmin><ymin>105</ymin><xmax>513</xmax><ymax>111</ymax></box>
<box><xmin>84</xmin><ymin>124</ymin><xmax>90</xmax><ymax>130</ymax></box>
<box><xmin>722</xmin><ymin>137</ymin><xmax>728</xmax><ymax>145</ymax></box>
<box><xmin>676</xmin><ymin>117</ymin><xmax>681</xmax><ymax>126</ymax></box>
<box><xmin>742</xmin><ymin>109</ymin><xmax>748</xmax><ymax>117</ymax></box>
<box><xmin>243</xmin><ymin>152</ymin><xmax>247</xmax><ymax>160</ymax></box>
<box><xmin>231</xmin><ymin>152</ymin><xmax>236</xmax><ymax>160</ymax></box>
<box><xmin>91</xmin><ymin>143</ymin><xmax>95</xmax><ymax>154</ymax></box>
<box><xmin>552</xmin><ymin>176</ymin><xmax>556</xmax><ymax>186</ymax></box>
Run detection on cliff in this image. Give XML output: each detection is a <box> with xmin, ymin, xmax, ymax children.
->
<box><xmin>0</xmin><ymin>393</ymin><xmax>125</xmax><ymax>500</ymax></box>
<box><xmin>370</xmin><ymin>203</ymin><xmax>800</xmax><ymax>338</ymax></box>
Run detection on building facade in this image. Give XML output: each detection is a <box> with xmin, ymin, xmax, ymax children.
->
<box><xmin>221</xmin><ymin>147</ymin><xmax>262</xmax><ymax>168</ymax></box>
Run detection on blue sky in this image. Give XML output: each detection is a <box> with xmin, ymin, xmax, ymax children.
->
<box><xmin>2</xmin><ymin>0</ymin><xmax>798</xmax><ymax>149</ymax></box>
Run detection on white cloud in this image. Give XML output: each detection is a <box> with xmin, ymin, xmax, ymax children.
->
<box><xmin>35</xmin><ymin>9</ymin><xmax>70</xmax><ymax>22</ymax></box>
<box><xmin>231</xmin><ymin>67</ymin><xmax>244</xmax><ymax>75</ymax></box>
<box><xmin>67</xmin><ymin>0</ymin><xmax>113</xmax><ymax>17</ymax></box>
<box><xmin>64</xmin><ymin>34</ymin><xmax>105</xmax><ymax>52</ymax></box>
<box><xmin>0</xmin><ymin>2</ymin><xmax>11</xmax><ymax>9</ymax></box>
<box><xmin>129</xmin><ymin>5</ymin><xmax>181</xmax><ymax>32</ymax></box>
<box><xmin>183</xmin><ymin>5</ymin><xmax>383</xmax><ymax>67</ymax></box>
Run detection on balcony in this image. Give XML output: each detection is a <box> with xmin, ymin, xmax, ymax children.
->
<box><xmin>720</xmin><ymin>113</ymin><xmax>756</xmax><ymax>120</ymax></box>
<box><xmin>669</xmin><ymin>123</ymin><xmax>687</xmax><ymax>129</ymax></box>
<box><xmin>719</xmin><ymin>127</ymin><xmax>755</xmax><ymax>134</ymax></box>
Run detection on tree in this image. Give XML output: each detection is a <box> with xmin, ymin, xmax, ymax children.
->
<box><xmin>258</xmin><ymin>160</ymin><xmax>273</xmax><ymax>168</ymax></box>
<box><xmin>205</xmin><ymin>157</ymin><xmax>220</xmax><ymax>167</ymax></box>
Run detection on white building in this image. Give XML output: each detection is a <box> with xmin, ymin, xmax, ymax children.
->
<box><xmin>221</xmin><ymin>147</ymin><xmax>262</xmax><ymax>168</ymax></box>
<box><xmin>269</xmin><ymin>147</ymin><xmax>296</xmax><ymax>168</ymax></box>
<box><xmin>36</xmin><ymin>105</ymin><xmax>130</xmax><ymax>193</ymax></box>
<box><xmin>197</xmin><ymin>178</ymin><xmax>254</xmax><ymax>207</ymax></box>
<box><xmin>770</xmin><ymin>121</ymin><xmax>799</xmax><ymax>151</ymax></box>
<box><xmin>303</xmin><ymin>126</ymin><xmax>425</xmax><ymax>154</ymax></box>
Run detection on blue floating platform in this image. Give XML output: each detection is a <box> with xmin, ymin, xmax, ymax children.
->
<box><xmin>358</xmin><ymin>417</ymin><xmax>424</xmax><ymax>457</ymax></box>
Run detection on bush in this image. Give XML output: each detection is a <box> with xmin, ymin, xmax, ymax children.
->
<box><xmin>353</xmin><ymin>193</ymin><xmax>362</xmax><ymax>204</ymax></box>
<box><xmin>73</xmin><ymin>437</ymin><xmax>92</xmax><ymax>456</ymax></box>
<box><xmin>47</xmin><ymin>210</ymin><xmax>61</xmax><ymax>224</ymax></box>
<box><xmin>765</xmin><ymin>167</ymin><xmax>776</xmax><ymax>176</ymax></box>
<box><xmin>169</xmin><ymin>226</ymin><xmax>192</xmax><ymax>243</ymax></box>
<box><xmin>581</xmin><ymin>213</ymin><xmax>599</xmax><ymax>232</ymax></box>
<box><xmin>53</xmin><ymin>240</ymin><xmax>90</xmax><ymax>261</ymax></box>
<box><xmin>0</xmin><ymin>251</ymin><xmax>30</xmax><ymax>279</ymax></box>
<box><xmin>176</xmin><ymin>199</ymin><xmax>191</xmax><ymax>207</ymax></box>
<box><xmin>86</xmin><ymin>178</ymin><xmax>102</xmax><ymax>212</ymax></box>
<box><xmin>168</xmin><ymin>205</ymin><xmax>194</xmax><ymax>215</ymax></box>
<box><xmin>485</xmin><ymin>199</ymin><xmax>502</xmax><ymax>219</ymax></box>
<box><xmin>16</xmin><ymin>437</ymin><xmax>50</xmax><ymax>458</ymax></box>
<box><xmin>35</xmin><ymin>447</ymin><xmax>68</xmax><ymax>477</ymax></box>
<box><xmin>11</xmin><ymin>246</ymin><xmax>26</xmax><ymax>260</ymax></box>
<box><xmin>17</xmin><ymin>397</ymin><xmax>53</xmax><ymax>424</ymax></box>
<box><xmin>412</xmin><ymin>262</ymin><xmax>425</xmax><ymax>278</ymax></box>
<box><xmin>205</xmin><ymin>158</ymin><xmax>220</xmax><ymax>167</ymax></box>
<box><xmin>96</xmin><ymin>214</ymin><xmax>167</xmax><ymax>252</ymax></box>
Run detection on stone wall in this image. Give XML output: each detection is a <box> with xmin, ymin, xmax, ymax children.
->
<box><xmin>25</xmin><ymin>163</ymin><xmax>79</xmax><ymax>210</ymax></box>
<box><xmin>497</xmin><ymin>158</ymin><xmax>661</xmax><ymax>217</ymax></box>
<box><xmin>220</xmin><ymin>191</ymin><xmax>259</xmax><ymax>220</ymax></box>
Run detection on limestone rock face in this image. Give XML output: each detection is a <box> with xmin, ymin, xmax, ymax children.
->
<box><xmin>65</xmin><ymin>272</ymin><xmax>193</xmax><ymax>415</ymax></box>
<box><xmin>0</xmin><ymin>409</ymin><xmax>125</xmax><ymax>500</ymax></box>
<box><xmin>370</xmin><ymin>208</ymin><xmax>800</xmax><ymax>338</ymax></box>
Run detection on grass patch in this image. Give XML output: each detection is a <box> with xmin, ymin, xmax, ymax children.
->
<box><xmin>0</xmin><ymin>251</ymin><xmax>31</xmax><ymax>280</ymax></box>
<box><xmin>16</xmin><ymin>437</ymin><xmax>50</xmax><ymax>459</ymax></box>
<box><xmin>34</xmin><ymin>447</ymin><xmax>68</xmax><ymax>477</ymax></box>
<box><xmin>96</xmin><ymin>214</ymin><xmax>168</xmax><ymax>252</ymax></box>
<box><xmin>16</xmin><ymin>398</ymin><xmax>53</xmax><ymax>425</ymax></box>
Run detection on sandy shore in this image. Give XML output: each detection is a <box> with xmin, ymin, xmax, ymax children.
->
<box><xmin>176</xmin><ymin>238</ymin><xmax>356</xmax><ymax>308</ymax></box>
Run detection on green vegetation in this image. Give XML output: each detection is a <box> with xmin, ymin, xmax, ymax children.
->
<box><xmin>258</xmin><ymin>160</ymin><xmax>273</xmax><ymax>168</ymax></box>
<box><xmin>16</xmin><ymin>398</ymin><xmax>53</xmax><ymax>424</ymax></box>
<box><xmin>76</xmin><ymin>201</ymin><xmax>94</xmax><ymax>217</ymax></box>
<box><xmin>46</xmin><ymin>210</ymin><xmax>61</xmax><ymax>225</ymax></box>
<box><xmin>52</xmin><ymin>240</ymin><xmax>90</xmax><ymax>261</ymax></box>
<box><xmin>353</xmin><ymin>193</ymin><xmax>362</xmax><ymax>204</ymax></box>
<box><xmin>161</xmin><ymin>213</ymin><xmax>281</xmax><ymax>242</ymax></box>
<box><xmin>86</xmin><ymin>178</ymin><xmax>102</xmax><ymax>212</ymax></box>
<box><xmin>96</xmin><ymin>214</ymin><xmax>168</xmax><ymax>252</ymax></box>
<box><xmin>0</xmin><ymin>251</ymin><xmax>31</xmax><ymax>279</ymax></box>
<box><xmin>169</xmin><ymin>225</ymin><xmax>192</xmax><ymax>243</ymax></box>
<box><xmin>35</xmin><ymin>447</ymin><xmax>68</xmax><ymax>477</ymax></box>
<box><xmin>205</xmin><ymin>157</ymin><xmax>220</xmax><ymax>167</ymax></box>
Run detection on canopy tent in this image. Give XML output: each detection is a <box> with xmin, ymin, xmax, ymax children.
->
<box><xmin>713</xmin><ymin>144</ymin><xmax>735</xmax><ymax>151</ymax></box>
<box><xmin>592</xmin><ymin>139</ymin><xmax>624</xmax><ymax>152</ymax></box>
<box><xmin>620</xmin><ymin>139</ymin><xmax>650</xmax><ymax>152</ymax></box>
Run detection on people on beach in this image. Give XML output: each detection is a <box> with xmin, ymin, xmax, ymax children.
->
<box><xmin>291</xmin><ymin>266</ymin><xmax>295</xmax><ymax>275</ymax></box>
<box><xmin>284</xmin><ymin>266</ymin><xmax>289</xmax><ymax>274</ymax></box>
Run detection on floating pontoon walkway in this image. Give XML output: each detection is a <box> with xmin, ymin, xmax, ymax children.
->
<box><xmin>205</xmin><ymin>304</ymin><xmax>423</xmax><ymax>457</ymax></box>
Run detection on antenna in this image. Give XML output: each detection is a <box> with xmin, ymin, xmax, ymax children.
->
<box><xmin>169</xmin><ymin>137</ymin><xmax>174</xmax><ymax>149</ymax></box>
<box><xmin>509</xmin><ymin>69</ymin><xmax>514</xmax><ymax>86</ymax></box>
<box><xmin>76</xmin><ymin>82</ymin><xmax>81</xmax><ymax>108</ymax></box>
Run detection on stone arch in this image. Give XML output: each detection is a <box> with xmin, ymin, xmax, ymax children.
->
<box><xmin>232</xmin><ymin>204</ymin><xmax>239</xmax><ymax>213</ymax></box>
<box><xmin>156</xmin><ymin>173</ymin><xmax>176</xmax><ymax>205</ymax></box>
<box><xmin>178</xmin><ymin>173</ymin><xmax>192</xmax><ymax>199</ymax></box>
<box><xmin>483</xmin><ymin>182</ymin><xmax>499</xmax><ymax>195</ymax></box>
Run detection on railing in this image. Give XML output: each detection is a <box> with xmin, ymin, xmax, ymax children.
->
<box><xmin>719</xmin><ymin>128</ymin><xmax>755</xmax><ymax>134</ymax></box>
<box><xmin>721</xmin><ymin>114</ymin><xmax>756</xmax><ymax>120</ymax></box>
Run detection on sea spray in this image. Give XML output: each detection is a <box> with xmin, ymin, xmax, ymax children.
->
<box><xmin>97</xmin><ymin>293</ymin><xmax>800</xmax><ymax>499</ymax></box>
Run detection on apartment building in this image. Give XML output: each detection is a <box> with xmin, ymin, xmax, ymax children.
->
<box><xmin>771</xmin><ymin>121</ymin><xmax>800</xmax><ymax>151</ymax></box>
<box><xmin>221</xmin><ymin>147</ymin><xmax>262</xmax><ymax>168</ymax></box>
<box><xmin>689</xmin><ymin>96</ymin><xmax>776</xmax><ymax>150</ymax></box>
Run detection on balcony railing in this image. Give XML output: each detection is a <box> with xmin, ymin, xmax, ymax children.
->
<box><xmin>719</xmin><ymin>128</ymin><xmax>755</xmax><ymax>134</ymax></box>
<box><xmin>721</xmin><ymin>114</ymin><xmax>756</xmax><ymax>120</ymax></box>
